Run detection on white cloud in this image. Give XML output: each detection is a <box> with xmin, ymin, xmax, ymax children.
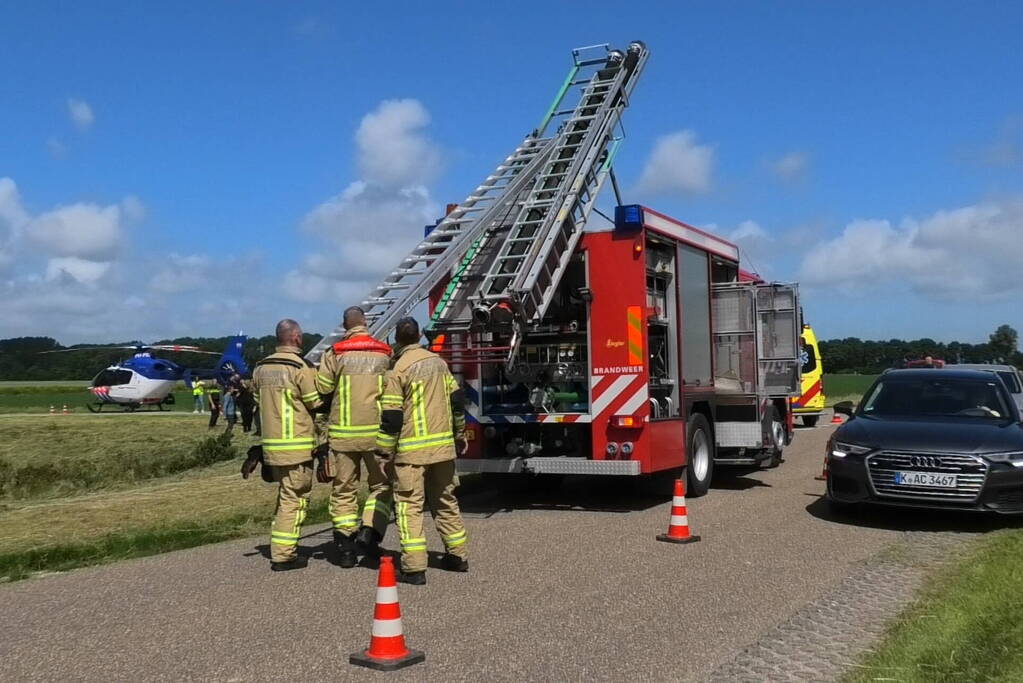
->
<box><xmin>67</xmin><ymin>98</ymin><xmax>95</xmax><ymax>130</ymax></box>
<box><xmin>286</xmin><ymin>100</ymin><xmax>442</xmax><ymax>308</ymax></box>
<box><xmin>0</xmin><ymin>178</ymin><xmax>30</xmax><ymax>270</ymax></box>
<box><xmin>26</xmin><ymin>202</ymin><xmax>123</xmax><ymax>260</ymax></box>
<box><xmin>45</xmin><ymin>257</ymin><xmax>111</xmax><ymax>284</ymax></box>
<box><xmin>634</xmin><ymin>130</ymin><xmax>714</xmax><ymax>195</ymax></box>
<box><xmin>770</xmin><ymin>152</ymin><xmax>809</xmax><ymax>182</ymax></box>
<box><xmin>799</xmin><ymin>199</ymin><xmax>1023</xmax><ymax>301</ymax></box>
<box><xmin>355</xmin><ymin>99</ymin><xmax>442</xmax><ymax>187</ymax></box>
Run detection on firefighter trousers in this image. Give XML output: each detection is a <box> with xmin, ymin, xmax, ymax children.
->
<box><xmin>269</xmin><ymin>461</ymin><xmax>314</xmax><ymax>563</ymax></box>
<box><xmin>329</xmin><ymin>450</ymin><xmax>393</xmax><ymax>538</ymax></box>
<box><xmin>394</xmin><ymin>460</ymin><xmax>467</xmax><ymax>573</ymax></box>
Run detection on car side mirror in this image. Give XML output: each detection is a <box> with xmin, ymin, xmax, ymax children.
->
<box><xmin>833</xmin><ymin>401</ymin><xmax>856</xmax><ymax>417</ymax></box>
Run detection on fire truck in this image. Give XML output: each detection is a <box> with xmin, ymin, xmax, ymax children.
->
<box><xmin>308</xmin><ymin>40</ymin><xmax>802</xmax><ymax>496</ymax></box>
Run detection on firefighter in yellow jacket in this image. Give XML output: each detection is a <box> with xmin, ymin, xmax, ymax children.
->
<box><xmin>251</xmin><ymin>319</ymin><xmax>323</xmax><ymax>572</ymax></box>
<box><xmin>376</xmin><ymin>317</ymin><xmax>468</xmax><ymax>585</ymax></box>
<box><xmin>316</xmin><ymin>306</ymin><xmax>393</xmax><ymax>568</ymax></box>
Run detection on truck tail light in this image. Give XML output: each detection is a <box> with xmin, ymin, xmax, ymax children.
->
<box><xmin>612</xmin><ymin>415</ymin><xmax>642</xmax><ymax>428</ymax></box>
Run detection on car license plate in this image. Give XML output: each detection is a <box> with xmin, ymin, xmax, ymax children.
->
<box><xmin>893</xmin><ymin>471</ymin><xmax>957</xmax><ymax>488</ymax></box>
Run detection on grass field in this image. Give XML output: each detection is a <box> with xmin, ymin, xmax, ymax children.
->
<box><xmin>0</xmin><ymin>413</ymin><xmax>329</xmax><ymax>581</ymax></box>
<box><xmin>849</xmin><ymin>530</ymin><xmax>1023</xmax><ymax>682</ymax></box>
<box><xmin>0</xmin><ymin>382</ymin><xmax>196</xmax><ymax>413</ymax></box>
<box><xmin>824</xmin><ymin>374</ymin><xmax>877</xmax><ymax>406</ymax></box>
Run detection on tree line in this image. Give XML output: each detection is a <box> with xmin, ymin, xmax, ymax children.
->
<box><xmin>0</xmin><ymin>334</ymin><xmax>323</xmax><ymax>381</ymax></box>
<box><xmin>0</xmin><ymin>324</ymin><xmax>1018</xmax><ymax>380</ymax></box>
<box><xmin>819</xmin><ymin>325</ymin><xmax>1020</xmax><ymax>374</ymax></box>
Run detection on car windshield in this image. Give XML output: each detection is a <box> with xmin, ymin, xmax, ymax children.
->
<box><xmin>997</xmin><ymin>371</ymin><xmax>1021</xmax><ymax>394</ymax></box>
<box><xmin>861</xmin><ymin>377</ymin><xmax>1012</xmax><ymax>420</ymax></box>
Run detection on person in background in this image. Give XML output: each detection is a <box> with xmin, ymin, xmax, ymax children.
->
<box><xmin>236</xmin><ymin>376</ymin><xmax>256</xmax><ymax>433</ymax></box>
<box><xmin>207</xmin><ymin>380</ymin><xmax>222</xmax><ymax>428</ymax></box>
<box><xmin>222</xmin><ymin>379</ymin><xmax>238</xmax><ymax>432</ymax></box>
<box><xmin>192</xmin><ymin>381</ymin><xmax>206</xmax><ymax>414</ymax></box>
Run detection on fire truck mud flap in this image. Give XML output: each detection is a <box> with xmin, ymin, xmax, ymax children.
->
<box><xmin>456</xmin><ymin>457</ymin><xmax>641</xmax><ymax>476</ymax></box>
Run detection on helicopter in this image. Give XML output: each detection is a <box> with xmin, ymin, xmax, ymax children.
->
<box><xmin>43</xmin><ymin>336</ymin><xmax>248</xmax><ymax>412</ymax></box>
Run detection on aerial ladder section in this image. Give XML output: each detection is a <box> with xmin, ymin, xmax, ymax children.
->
<box><xmin>306</xmin><ymin>40</ymin><xmax>648</xmax><ymax>365</ymax></box>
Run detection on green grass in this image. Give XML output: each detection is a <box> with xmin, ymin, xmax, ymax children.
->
<box><xmin>848</xmin><ymin>531</ymin><xmax>1023</xmax><ymax>682</ymax></box>
<box><xmin>0</xmin><ymin>415</ymin><xmax>256</xmax><ymax>499</ymax></box>
<box><xmin>824</xmin><ymin>373</ymin><xmax>877</xmax><ymax>406</ymax></box>
<box><xmin>0</xmin><ymin>498</ymin><xmax>332</xmax><ymax>583</ymax></box>
<box><xmin>0</xmin><ymin>387</ymin><xmax>196</xmax><ymax>413</ymax></box>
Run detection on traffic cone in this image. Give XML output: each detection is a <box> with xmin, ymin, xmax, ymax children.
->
<box><xmin>49</xmin><ymin>405</ymin><xmax>56</xmax><ymax>415</ymax></box>
<box><xmin>61</xmin><ymin>404</ymin><xmax>69</xmax><ymax>415</ymax></box>
<box><xmin>830</xmin><ymin>412</ymin><xmax>842</xmax><ymax>424</ymax></box>
<box><xmin>815</xmin><ymin>455</ymin><xmax>828</xmax><ymax>481</ymax></box>
<box><xmin>656</xmin><ymin>479</ymin><xmax>701</xmax><ymax>544</ymax></box>
<box><xmin>349</xmin><ymin>556</ymin><xmax>425</xmax><ymax>671</ymax></box>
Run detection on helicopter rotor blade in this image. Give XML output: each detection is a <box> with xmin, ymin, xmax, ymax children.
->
<box><xmin>39</xmin><ymin>346</ymin><xmax>142</xmax><ymax>354</ymax></box>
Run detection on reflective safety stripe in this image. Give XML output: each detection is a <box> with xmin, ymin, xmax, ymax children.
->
<box><xmin>262</xmin><ymin>443</ymin><xmax>316</xmax><ymax>451</ymax></box>
<box><xmin>332</xmin><ymin>515</ymin><xmax>358</xmax><ymax>529</ymax></box>
<box><xmin>316</xmin><ymin>372</ymin><xmax>336</xmax><ymax>392</ymax></box>
<box><xmin>272</xmin><ymin>531</ymin><xmax>300</xmax><ymax>539</ymax></box>
<box><xmin>411</xmin><ymin>382</ymin><xmax>427</xmax><ymax>437</ymax></box>
<box><xmin>375</xmin><ymin>586</ymin><xmax>398</xmax><ymax>604</ymax></box>
<box><xmin>281</xmin><ymin>388</ymin><xmax>295</xmax><ymax>439</ymax></box>
<box><xmin>397</xmin><ymin>432</ymin><xmax>454</xmax><ymax>453</ymax></box>
<box><xmin>376</xmin><ymin>375</ymin><xmax>384</xmax><ymax>416</ymax></box>
<box><xmin>672</xmin><ymin>495</ymin><xmax>686</xmax><ymax>506</ymax></box>
<box><xmin>363</xmin><ymin>499</ymin><xmax>391</xmax><ymax>514</ymax></box>
<box><xmin>294</xmin><ymin>498</ymin><xmax>308</xmax><ymax>536</ymax></box>
<box><xmin>329</xmin><ymin>424</ymin><xmax>378</xmax><ymax>436</ymax></box>
<box><xmin>262</xmin><ymin>438</ymin><xmax>315</xmax><ymax>445</ymax></box>
<box><xmin>375</xmin><ymin>433</ymin><xmax>398</xmax><ymax>449</ymax></box>
<box><xmin>401</xmin><ymin>538</ymin><xmax>427</xmax><ymax>551</ymax></box>
<box><xmin>443</xmin><ymin>530</ymin><xmax>467</xmax><ymax>548</ymax></box>
<box><xmin>336</xmin><ymin>376</ymin><xmax>350</xmax><ymax>427</ymax></box>
<box><xmin>380</xmin><ymin>394</ymin><xmax>403</xmax><ymax>406</ymax></box>
<box><xmin>271</xmin><ymin>537</ymin><xmax>298</xmax><ymax>546</ymax></box>
<box><xmin>301</xmin><ymin>391</ymin><xmax>319</xmax><ymax>403</ymax></box>
<box><xmin>670</xmin><ymin>515</ymin><xmax>689</xmax><ymax>527</ymax></box>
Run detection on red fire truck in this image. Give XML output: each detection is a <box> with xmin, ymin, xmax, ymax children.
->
<box><xmin>307</xmin><ymin>40</ymin><xmax>801</xmax><ymax>495</ymax></box>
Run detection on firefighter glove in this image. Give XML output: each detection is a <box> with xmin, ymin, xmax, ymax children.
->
<box><xmin>241</xmin><ymin>445</ymin><xmax>263</xmax><ymax>480</ymax></box>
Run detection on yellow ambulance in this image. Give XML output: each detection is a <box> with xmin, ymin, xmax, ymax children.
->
<box><xmin>792</xmin><ymin>323</ymin><xmax>826</xmax><ymax>426</ymax></box>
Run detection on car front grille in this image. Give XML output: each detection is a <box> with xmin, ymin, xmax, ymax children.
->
<box><xmin>866</xmin><ymin>451</ymin><xmax>987</xmax><ymax>502</ymax></box>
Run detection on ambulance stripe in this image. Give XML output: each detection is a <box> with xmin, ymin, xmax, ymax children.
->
<box><xmin>627</xmin><ymin>305</ymin><xmax>644</xmax><ymax>365</ymax></box>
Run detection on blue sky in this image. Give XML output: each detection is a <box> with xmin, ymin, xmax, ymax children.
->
<box><xmin>1</xmin><ymin>2</ymin><xmax>1021</xmax><ymax>344</ymax></box>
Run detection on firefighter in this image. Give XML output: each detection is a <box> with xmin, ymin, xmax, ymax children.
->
<box><xmin>315</xmin><ymin>306</ymin><xmax>394</xmax><ymax>568</ymax></box>
<box><xmin>375</xmin><ymin>317</ymin><xmax>468</xmax><ymax>585</ymax></box>
<box><xmin>251</xmin><ymin>318</ymin><xmax>323</xmax><ymax>572</ymax></box>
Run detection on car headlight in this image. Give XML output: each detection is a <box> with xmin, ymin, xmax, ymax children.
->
<box><xmin>983</xmin><ymin>452</ymin><xmax>1023</xmax><ymax>467</ymax></box>
<box><xmin>831</xmin><ymin>442</ymin><xmax>872</xmax><ymax>458</ymax></box>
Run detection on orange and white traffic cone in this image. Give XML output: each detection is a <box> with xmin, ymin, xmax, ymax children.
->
<box><xmin>830</xmin><ymin>412</ymin><xmax>842</xmax><ymax>424</ymax></box>
<box><xmin>349</xmin><ymin>556</ymin><xmax>425</xmax><ymax>671</ymax></box>
<box><xmin>656</xmin><ymin>479</ymin><xmax>701</xmax><ymax>544</ymax></box>
<box><xmin>61</xmin><ymin>404</ymin><xmax>69</xmax><ymax>415</ymax></box>
<box><xmin>49</xmin><ymin>405</ymin><xmax>56</xmax><ymax>415</ymax></box>
<box><xmin>815</xmin><ymin>455</ymin><xmax>828</xmax><ymax>481</ymax></box>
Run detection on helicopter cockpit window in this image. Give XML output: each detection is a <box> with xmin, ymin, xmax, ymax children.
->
<box><xmin>92</xmin><ymin>369</ymin><xmax>133</xmax><ymax>387</ymax></box>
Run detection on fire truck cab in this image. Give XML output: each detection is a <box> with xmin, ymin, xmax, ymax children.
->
<box><xmin>454</xmin><ymin>204</ymin><xmax>801</xmax><ymax>496</ymax></box>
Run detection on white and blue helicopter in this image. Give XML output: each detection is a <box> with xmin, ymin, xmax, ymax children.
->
<box><xmin>45</xmin><ymin>336</ymin><xmax>248</xmax><ymax>412</ymax></box>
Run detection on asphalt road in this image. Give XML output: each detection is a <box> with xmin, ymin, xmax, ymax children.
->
<box><xmin>0</xmin><ymin>421</ymin><xmax>992</xmax><ymax>681</ymax></box>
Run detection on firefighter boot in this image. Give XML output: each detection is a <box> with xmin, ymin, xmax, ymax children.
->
<box><xmin>398</xmin><ymin>570</ymin><xmax>426</xmax><ymax>586</ymax></box>
<box><xmin>355</xmin><ymin>526</ymin><xmax>383</xmax><ymax>558</ymax></box>
<box><xmin>442</xmin><ymin>554</ymin><xmax>469</xmax><ymax>572</ymax></box>
<box><xmin>270</xmin><ymin>556</ymin><xmax>308</xmax><ymax>572</ymax></box>
<box><xmin>334</xmin><ymin>531</ymin><xmax>358</xmax><ymax>568</ymax></box>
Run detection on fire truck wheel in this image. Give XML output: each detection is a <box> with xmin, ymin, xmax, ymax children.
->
<box><xmin>802</xmin><ymin>415</ymin><xmax>819</xmax><ymax>428</ymax></box>
<box><xmin>685</xmin><ymin>413</ymin><xmax>714</xmax><ymax>497</ymax></box>
<box><xmin>762</xmin><ymin>406</ymin><xmax>785</xmax><ymax>469</ymax></box>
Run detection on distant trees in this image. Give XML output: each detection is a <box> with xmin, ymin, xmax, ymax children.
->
<box><xmin>0</xmin><ymin>333</ymin><xmax>324</xmax><ymax>381</ymax></box>
<box><xmin>820</xmin><ymin>324</ymin><xmax>1022</xmax><ymax>374</ymax></box>
<box><xmin>989</xmin><ymin>325</ymin><xmax>1019</xmax><ymax>361</ymax></box>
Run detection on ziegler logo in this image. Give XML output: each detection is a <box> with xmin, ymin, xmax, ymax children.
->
<box><xmin>606</xmin><ymin>339</ymin><xmax>625</xmax><ymax>348</ymax></box>
<box><xmin>910</xmin><ymin>455</ymin><xmax>943</xmax><ymax>468</ymax></box>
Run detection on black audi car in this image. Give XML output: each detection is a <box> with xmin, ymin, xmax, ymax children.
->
<box><xmin>826</xmin><ymin>368</ymin><xmax>1023</xmax><ymax>514</ymax></box>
